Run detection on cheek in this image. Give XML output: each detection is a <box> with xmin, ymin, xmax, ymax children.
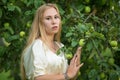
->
<box><xmin>43</xmin><ymin>21</ymin><xmax>51</xmax><ymax>32</ymax></box>
<box><xmin>43</xmin><ymin>21</ymin><xmax>50</xmax><ymax>28</ymax></box>
<box><xmin>57</xmin><ymin>19</ymin><xmax>60</xmax><ymax>24</ymax></box>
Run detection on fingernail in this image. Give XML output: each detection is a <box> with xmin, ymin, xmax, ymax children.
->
<box><xmin>81</xmin><ymin>63</ymin><xmax>84</xmax><ymax>66</ymax></box>
<box><xmin>78</xmin><ymin>47</ymin><xmax>82</xmax><ymax>50</ymax></box>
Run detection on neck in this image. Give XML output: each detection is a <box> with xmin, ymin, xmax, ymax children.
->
<box><xmin>47</xmin><ymin>34</ymin><xmax>55</xmax><ymax>43</ymax></box>
<box><xmin>44</xmin><ymin>34</ymin><xmax>58</xmax><ymax>53</ymax></box>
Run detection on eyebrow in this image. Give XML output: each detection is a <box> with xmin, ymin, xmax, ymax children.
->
<box><xmin>44</xmin><ymin>14</ymin><xmax>59</xmax><ymax>17</ymax></box>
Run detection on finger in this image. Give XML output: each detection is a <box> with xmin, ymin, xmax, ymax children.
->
<box><xmin>73</xmin><ymin>53</ymin><xmax>77</xmax><ymax>59</ymax></box>
<box><xmin>70</xmin><ymin>55</ymin><xmax>77</xmax><ymax>65</ymax></box>
<box><xmin>70</xmin><ymin>47</ymin><xmax>82</xmax><ymax>65</ymax></box>
<box><xmin>76</xmin><ymin>47</ymin><xmax>82</xmax><ymax>64</ymax></box>
<box><xmin>76</xmin><ymin>47</ymin><xmax>82</xmax><ymax>57</ymax></box>
<box><xmin>72</xmin><ymin>47</ymin><xmax>81</xmax><ymax>61</ymax></box>
<box><xmin>75</xmin><ymin>47</ymin><xmax>82</xmax><ymax>61</ymax></box>
<box><xmin>73</xmin><ymin>56</ymin><xmax>78</xmax><ymax>67</ymax></box>
<box><xmin>70</xmin><ymin>54</ymin><xmax>77</xmax><ymax>63</ymax></box>
<box><xmin>74</xmin><ymin>56</ymin><xmax>78</xmax><ymax>63</ymax></box>
<box><xmin>77</xmin><ymin>63</ymin><xmax>84</xmax><ymax>70</ymax></box>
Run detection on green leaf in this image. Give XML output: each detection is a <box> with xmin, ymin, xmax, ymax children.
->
<box><xmin>0</xmin><ymin>46</ymin><xmax>6</xmax><ymax>57</ymax></box>
<box><xmin>56</xmin><ymin>46</ymin><xmax>66</xmax><ymax>55</ymax></box>
<box><xmin>8</xmin><ymin>35</ymin><xmax>19</xmax><ymax>41</ymax></box>
<box><xmin>2</xmin><ymin>0</ymin><xmax>7</xmax><ymax>4</ymax></box>
<box><xmin>71</xmin><ymin>40</ymin><xmax>77</xmax><ymax>47</ymax></box>
<box><xmin>3</xmin><ymin>32</ymin><xmax>11</xmax><ymax>39</ymax></box>
<box><xmin>86</xmin><ymin>41</ymin><xmax>93</xmax><ymax>51</ymax></box>
<box><xmin>109</xmin><ymin>70</ymin><xmax>119</xmax><ymax>80</ymax></box>
<box><xmin>108</xmin><ymin>27</ymin><xmax>118</xmax><ymax>38</ymax></box>
<box><xmin>92</xmin><ymin>32</ymin><xmax>105</xmax><ymax>40</ymax></box>
<box><xmin>0</xmin><ymin>8</ymin><xmax>2</xmax><ymax>18</ymax></box>
<box><xmin>66</xmin><ymin>32</ymin><xmax>72</xmax><ymax>37</ymax></box>
<box><xmin>88</xmin><ymin>69</ymin><xmax>98</xmax><ymax>79</ymax></box>
<box><xmin>77</xmin><ymin>23</ymin><xmax>88</xmax><ymax>33</ymax></box>
<box><xmin>34</xmin><ymin>0</ymin><xmax>44</xmax><ymax>8</ymax></box>
<box><xmin>0</xmin><ymin>38</ymin><xmax>4</xmax><ymax>46</ymax></box>
<box><xmin>27</xmin><ymin>0</ymin><xmax>34</xmax><ymax>7</ymax></box>
<box><xmin>21</xmin><ymin>0</ymin><xmax>27</xmax><ymax>4</ymax></box>
<box><xmin>15</xmin><ymin>6</ymin><xmax>21</xmax><ymax>13</ymax></box>
<box><xmin>25</xmin><ymin>10</ymin><xmax>32</xmax><ymax>16</ymax></box>
<box><xmin>57</xmin><ymin>4</ymin><xmax>65</xmax><ymax>15</ymax></box>
<box><xmin>7</xmin><ymin>3</ymin><xmax>16</xmax><ymax>11</ymax></box>
<box><xmin>4</xmin><ymin>25</ymin><xmax>14</xmax><ymax>35</ymax></box>
<box><xmin>102</xmin><ymin>47</ymin><xmax>112</xmax><ymax>57</ymax></box>
<box><xmin>88</xmin><ymin>50</ymin><xmax>97</xmax><ymax>59</ymax></box>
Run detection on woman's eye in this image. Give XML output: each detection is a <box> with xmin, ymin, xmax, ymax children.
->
<box><xmin>55</xmin><ymin>16</ymin><xmax>59</xmax><ymax>19</ymax></box>
<box><xmin>46</xmin><ymin>17</ymin><xmax>50</xmax><ymax>20</ymax></box>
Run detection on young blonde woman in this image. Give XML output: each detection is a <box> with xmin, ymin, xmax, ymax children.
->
<box><xmin>21</xmin><ymin>3</ymin><xmax>83</xmax><ymax>80</ymax></box>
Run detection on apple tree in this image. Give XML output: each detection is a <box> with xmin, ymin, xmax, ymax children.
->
<box><xmin>60</xmin><ymin>0</ymin><xmax>120</xmax><ymax>80</ymax></box>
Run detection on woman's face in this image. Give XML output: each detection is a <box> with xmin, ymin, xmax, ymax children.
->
<box><xmin>43</xmin><ymin>7</ymin><xmax>60</xmax><ymax>35</ymax></box>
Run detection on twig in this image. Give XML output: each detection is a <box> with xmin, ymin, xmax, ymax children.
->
<box><xmin>91</xmin><ymin>39</ymin><xmax>103</xmax><ymax>59</ymax></box>
<box><xmin>83</xmin><ymin>8</ymin><xmax>97</xmax><ymax>23</ymax></box>
<box><xmin>97</xmin><ymin>17</ymin><xmax>110</xmax><ymax>25</ymax></box>
<box><xmin>83</xmin><ymin>12</ymin><xmax>93</xmax><ymax>23</ymax></box>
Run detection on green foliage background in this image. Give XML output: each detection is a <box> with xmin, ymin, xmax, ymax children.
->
<box><xmin>0</xmin><ymin>0</ymin><xmax>120</xmax><ymax>80</ymax></box>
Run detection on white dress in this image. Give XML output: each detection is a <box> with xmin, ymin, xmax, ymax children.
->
<box><xmin>23</xmin><ymin>39</ymin><xmax>68</xmax><ymax>80</ymax></box>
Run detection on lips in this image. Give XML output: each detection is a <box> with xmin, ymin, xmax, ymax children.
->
<box><xmin>52</xmin><ymin>26</ymin><xmax>58</xmax><ymax>30</ymax></box>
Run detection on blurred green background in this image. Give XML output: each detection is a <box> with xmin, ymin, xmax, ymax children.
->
<box><xmin>0</xmin><ymin>0</ymin><xmax>120</xmax><ymax>80</ymax></box>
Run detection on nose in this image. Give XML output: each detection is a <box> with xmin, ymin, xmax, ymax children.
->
<box><xmin>52</xmin><ymin>18</ymin><xmax>56</xmax><ymax>24</ymax></box>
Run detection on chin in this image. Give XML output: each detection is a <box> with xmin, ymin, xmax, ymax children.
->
<box><xmin>53</xmin><ymin>29</ymin><xmax>59</xmax><ymax>33</ymax></box>
<box><xmin>54</xmin><ymin>31</ymin><xmax>58</xmax><ymax>34</ymax></box>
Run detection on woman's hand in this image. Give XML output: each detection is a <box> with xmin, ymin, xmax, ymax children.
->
<box><xmin>66</xmin><ymin>47</ymin><xmax>83</xmax><ymax>79</ymax></box>
<box><xmin>76</xmin><ymin>47</ymin><xmax>82</xmax><ymax>66</ymax></box>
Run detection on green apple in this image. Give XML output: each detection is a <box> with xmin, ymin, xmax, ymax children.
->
<box><xmin>19</xmin><ymin>31</ymin><xmax>25</xmax><ymax>37</ymax></box>
<box><xmin>2</xmin><ymin>38</ymin><xmax>11</xmax><ymax>47</ymax></box>
<box><xmin>110</xmin><ymin>40</ymin><xmax>118</xmax><ymax>47</ymax></box>
<box><xmin>108</xmin><ymin>58</ymin><xmax>114</xmax><ymax>65</ymax></box>
<box><xmin>85</xmin><ymin>6</ymin><xmax>91</xmax><ymax>13</ymax></box>
<box><xmin>100</xmin><ymin>72</ymin><xmax>105</xmax><ymax>79</ymax></box>
<box><xmin>85</xmin><ymin>31</ymin><xmax>91</xmax><ymax>38</ymax></box>
<box><xmin>26</xmin><ymin>21</ymin><xmax>31</xmax><ymax>28</ymax></box>
<box><xmin>65</xmin><ymin>53</ymin><xmax>73</xmax><ymax>59</ymax></box>
<box><xmin>90</xmin><ymin>26</ymin><xmax>95</xmax><ymax>32</ymax></box>
<box><xmin>4</xmin><ymin>22</ymin><xmax>10</xmax><ymax>27</ymax></box>
<box><xmin>111</xmin><ymin>6</ymin><xmax>114</xmax><ymax>10</ymax></box>
<box><xmin>69</xmin><ymin>8</ymin><xmax>73</xmax><ymax>14</ymax></box>
<box><xmin>79</xmin><ymin>39</ymin><xmax>85</xmax><ymax>47</ymax></box>
<box><xmin>10</xmin><ymin>3</ymin><xmax>13</xmax><ymax>5</ymax></box>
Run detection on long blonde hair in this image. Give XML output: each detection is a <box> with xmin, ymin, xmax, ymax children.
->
<box><xmin>20</xmin><ymin>3</ymin><xmax>62</xmax><ymax>80</ymax></box>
